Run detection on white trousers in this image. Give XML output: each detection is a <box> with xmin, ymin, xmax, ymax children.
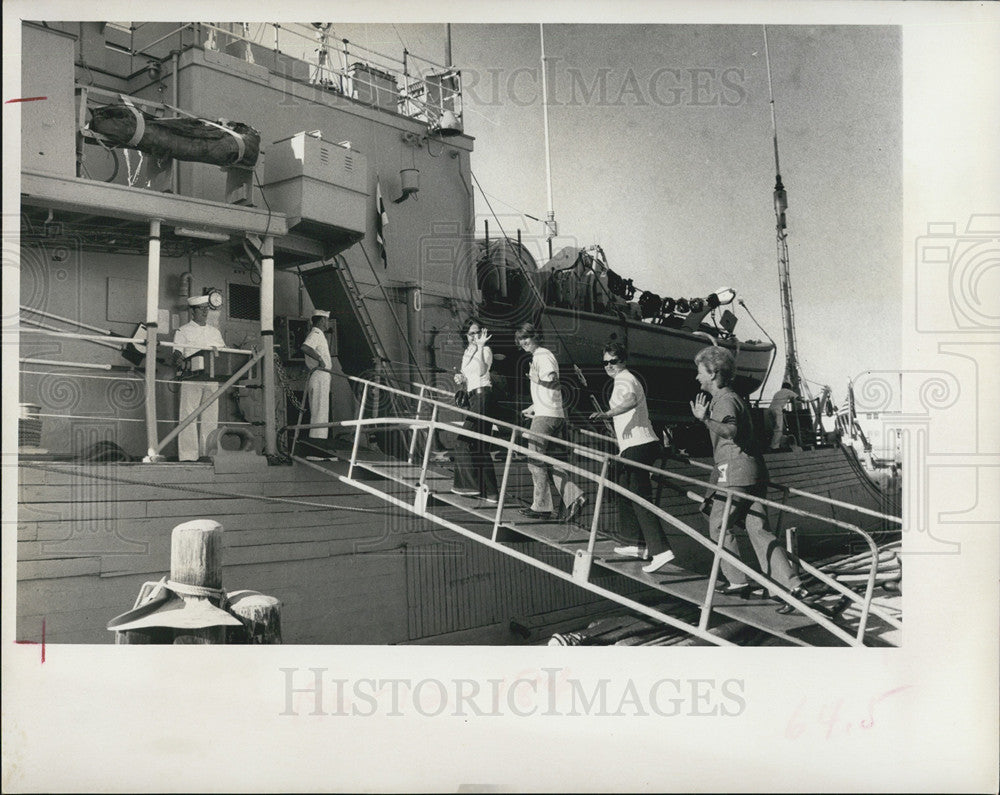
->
<box><xmin>178</xmin><ymin>381</ymin><xmax>219</xmax><ymax>461</ymax></box>
<box><xmin>307</xmin><ymin>370</ymin><xmax>331</xmax><ymax>439</ymax></box>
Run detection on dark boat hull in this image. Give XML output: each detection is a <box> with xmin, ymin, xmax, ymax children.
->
<box><xmin>480</xmin><ymin>304</ymin><xmax>774</xmax><ymax>431</ymax></box>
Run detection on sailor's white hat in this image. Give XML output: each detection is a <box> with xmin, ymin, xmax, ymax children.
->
<box><xmin>312</xmin><ymin>309</ymin><xmax>331</xmax><ymax>318</ymax></box>
<box><xmin>187</xmin><ymin>294</ymin><xmax>210</xmax><ymax>307</ymax></box>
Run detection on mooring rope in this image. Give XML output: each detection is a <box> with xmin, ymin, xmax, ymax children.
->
<box><xmin>28</xmin><ymin>411</ymin><xmax>254</xmax><ymax>426</ymax></box>
<box><xmin>20</xmin><ymin>461</ymin><xmax>390</xmax><ymax>515</ymax></box>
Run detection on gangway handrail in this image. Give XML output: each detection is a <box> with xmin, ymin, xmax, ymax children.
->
<box><xmin>349</xmin><ymin>377</ymin><xmax>895</xmax><ymax>540</ymax></box>
<box><xmin>579</xmin><ymin>427</ymin><xmax>903</xmax><ymax>526</ymax></box>
<box><xmin>293</xmin><ymin>454</ymin><xmax>738</xmax><ymax>647</ymax></box>
<box><xmin>286</xmin><ymin>376</ymin><xmax>899</xmax><ymax>644</ymax></box>
<box><xmin>411</xmin><ymin>380</ymin><xmax>453</xmax><ymax>397</ymax></box>
<box><xmin>314</xmin><ymin>413</ymin><xmax>881</xmax><ymax>646</ymax></box>
<box><xmin>20</xmin><ymin>327</ymin><xmax>256</xmax><ymax>356</ymax></box>
<box><xmin>332</xmin><ymin>412</ymin><xmax>898</xmax><ymax>643</ymax></box>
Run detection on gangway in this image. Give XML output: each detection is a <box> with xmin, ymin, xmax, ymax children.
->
<box><xmin>285</xmin><ymin>377</ymin><xmax>903</xmax><ymax>647</ymax></box>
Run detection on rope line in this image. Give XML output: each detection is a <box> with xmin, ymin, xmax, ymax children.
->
<box><xmin>19</xmin><ymin>366</ymin><xmax>254</xmax><ymax>389</ymax></box>
<box><xmin>20</xmin><ymin>461</ymin><xmax>390</xmax><ymax>515</ymax></box>
<box><xmin>29</xmin><ymin>412</ymin><xmax>254</xmax><ymax>426</ymax></box>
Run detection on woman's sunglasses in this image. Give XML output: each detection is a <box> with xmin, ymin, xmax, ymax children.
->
<box><xmin>602</xmin><ymin>357</ymin><xmax>620</xmax><ymax>366</ymax></box>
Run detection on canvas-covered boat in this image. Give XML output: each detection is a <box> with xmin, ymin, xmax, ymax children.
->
<box><xmin>475</xmin><ymin>240</ymin><xmax>774</xmax><ymax>431</ymax></box>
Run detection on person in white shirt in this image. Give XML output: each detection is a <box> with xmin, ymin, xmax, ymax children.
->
<box><xmin>589</xmin><ymin>342</ymin><xmax>675</xmax><ymax>573</ymax></box>
<box><xmin>450</xmin><ymin>318</ymin><xmax>499</xmax><ymax>501</ymax></box>
<box><xmin>768</xmin><ymin>381</ymin><xmax>798</xmax><ymax>449</ymax></box>
<box><xmin>514</xmin><ymin>323</ymin><xmax>586</xmax><ymax>523</ymax></box>
<box><xmin>300</xmin><ymin>310</ymin><xmax>333</xmax><ymax>443</ymax></box>
<box><xmin>172</xmin><ymin>294</ymin><xmax>227</xmax><ymax>461</ymax></box>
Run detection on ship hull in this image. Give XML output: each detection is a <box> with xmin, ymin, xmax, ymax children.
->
<box><xmin>541</xmin><ymin>305</ymin><xmax>773</xmax><ymax>424</ymax></box>
<box><xmin>16</xmin><ymin>443</ymin><xmax>896</xmax><ymax>645</ymax></box>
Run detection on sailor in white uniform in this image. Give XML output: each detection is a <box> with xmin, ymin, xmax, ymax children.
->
<box><xmin>172</xmin><ymin>294</ymin><xmax>227</xmax><ymax>461</ymax></box>
<box><xmin>300</xmin><ymin>309</ymin><xmax>333</xmax><ymax>441</ymax></box>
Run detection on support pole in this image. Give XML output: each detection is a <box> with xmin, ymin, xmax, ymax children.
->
<box><xmin>699</xmin><ymin>492</ymin><xmax>733</xmax><ymax>631</ymax></box>
<box><xmin>260</xmin><ymin>235</ymin><xmax>277</xmax><ymax>456</ymax></box>
<box><xmin>171</xmin><ymin>51</ymin><xmax>180</xmax><ymax>194</ymax></box>
<box><xmin>144</xmin><ymin>219</ymin><xmax>162</xmax><ymax>460</ymax></box>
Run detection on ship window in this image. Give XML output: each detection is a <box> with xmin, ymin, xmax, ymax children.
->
<box><xmin>228</xmin><ymin>283</ymin><xmax>261</xmax><ymax>321</ymax></box>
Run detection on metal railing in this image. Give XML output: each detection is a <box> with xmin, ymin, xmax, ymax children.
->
<box><xmin>119</xmin><ymin>22</ymin><xmax>462</xmax><ymax>125</ymax></box>
<box><xmin>20</xmin><ymin>325</ymin><xmax>260</xmax><ymax>457</ymax></box>
<box><xmin>285</xmin><ymin>376</ymin><xmax>903</xmax><ymax>646</ymax></box>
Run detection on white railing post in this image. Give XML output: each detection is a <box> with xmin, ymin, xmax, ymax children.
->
<box><xmin>574</xmin><ymin>456</ymin><xmax>610</xmax><ymax>583</ymax></box>
<box><xmin>408</xmin><ymin>384</ymin><xmax>428</xmax><ymax>464</ymax></box>
<box><xmin>143</xmin><ymin>219</ymin><xmax>162</xmax><ymax>461</ymax></box>
<box><xmin>699</xmin><ymin>492</ymin><xmax>733</xmax><ymax>632</ymax></box>
<box><xmin>492</xmin><ymin>427</ymin><xmax>519</xmax><ymax>542</ymax></box>
<box><xmin>260</xmin><ymin>235</ymin><xmax>277</xmax><ymax>456</ymax></box>
<box><xmin>418</xmin><ymin>403</ymin><xmax>439</xmax><ymax>489</ymax></box>
<box><xmin>348</xmin><ymin>381</ymin><xmax>369</xmax><ymax>480</ymax></box>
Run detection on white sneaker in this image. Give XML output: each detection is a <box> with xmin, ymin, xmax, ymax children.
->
<box><xmin>613</xmin><ymin>545</ymin><xmax>651</xmax><ymax>561</ymax></box>
<box><xmin>450</xmin><ymin>488</ymin><xmax>479</xmax><ymax>496</ymax></box>
<box><xmin>641</xmin><ymin>550</ymin><xmax>676</xmax><ymax>573</ymax></box>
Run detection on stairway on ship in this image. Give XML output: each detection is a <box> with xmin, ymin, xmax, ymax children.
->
<box><xmin>295</xmin><ymin>436</ymin><xmax>902</xmax><ymax>648</ymax></box>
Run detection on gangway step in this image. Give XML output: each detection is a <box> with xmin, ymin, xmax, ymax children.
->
<box><xmin>344</xmin><ymin>455</ymin><xmax>888</xmax><ymax>646</ymax></box>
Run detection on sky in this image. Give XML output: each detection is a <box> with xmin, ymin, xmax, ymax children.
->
<box><xmin>327</xmin><ymin>22</ymin><xmax>902</xmax><ymax>402</ymax></box>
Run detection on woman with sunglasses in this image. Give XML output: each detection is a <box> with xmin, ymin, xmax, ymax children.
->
<box><xmin>451</xmin><ymin>318</ymin><xmax>500</xmax><ymax>502</ymax></box>
<box><xmin>590</xmin><ymin>342</ymin><xmax>676</xmax><ymax>573</ymax></box>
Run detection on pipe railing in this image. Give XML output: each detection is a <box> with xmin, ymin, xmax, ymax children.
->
<box><xmin>21</xmin><ymin>326</ymin><xmax>261</xmax><ymax>460</ymax></box>
<box><xmin>94</xmin><ymin>22</ymin><xmax>463</xmax><ymax>126</ymax></box>
<box><xmin>580</xmin><ymin>426</ymin><xmax>902</xmax><ymax>526</ymax></box>
<box><xmin>190</xmin><ymin>23</ymin><xmax>462</xmax><ymax>122</ymax></box>
<box><xmin>150</xmin><ymin>348</ymin><xmax>264</xmax><ymax>458</ymax></box>
<box><xmin>19</xmin><ymin>327</ymin><xmax>255</xmax><ymax>357</ymax></box>
<box><xmin>284</xmin><ymin>376</ymin><xmax>900</xmax><ymax>645</ymax></box>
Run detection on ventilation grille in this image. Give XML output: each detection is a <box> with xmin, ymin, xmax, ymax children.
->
<box><xmin>228</xmin><ymin>283</ymin><xmax>261</xmax><ymax>321</ymax></box>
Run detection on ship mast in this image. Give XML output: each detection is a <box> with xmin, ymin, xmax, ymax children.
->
<box><xmin>763</xmin><ymin>27</ymin><xmax>810</xmax><ymax>400</ymax></box>
<box><xmin>540</xmin><ymin>24</ymin><xmax>557</xmax><ymax>259</ymax></box>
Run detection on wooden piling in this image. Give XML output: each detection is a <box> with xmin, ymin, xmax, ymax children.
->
<box><xmin>227</xmin><ymin>591</ymin><xmax>283</xmax><ymax>644</ymax></box>
<box><xmin>169</xmin><ymin>519</ymin><xmax>225</xmax><ymax>644</ymax></box>
<box><xmin>112</xmin><ymin>519</ymin><xmax>281</xmax><ymax>644</ymax></box>
<box><xmin>170</xmin><ymin>519</ymin><xmax>224</xmax><ymax>591</ymax></box>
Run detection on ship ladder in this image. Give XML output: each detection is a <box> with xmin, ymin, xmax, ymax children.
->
<box><xmin>287</xmin><ymin>377</ymin><xmax>903</xmax><ymax>648</ymax></box>
<box><xmin>320</xmin><ymin>254</ymin><xmax>417</xmax><ymax>454</ymax></box>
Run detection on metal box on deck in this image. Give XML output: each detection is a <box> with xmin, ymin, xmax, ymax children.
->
<box><xmin>348</xmin><ymin>63</ymin><xmax>399</xmax><ymax>111</ymax></box>
<box><xmin>260</xmin><ymin>131</ymin><xmax>369</xmax><ymax>240</ymax></box>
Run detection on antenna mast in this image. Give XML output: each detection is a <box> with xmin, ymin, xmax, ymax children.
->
<box><xmin>763</xmin><ymin>26</ymin><xmax>809</xmax><ymax>400</ymax></box>
<box><xmin>540</xmin><ymin>24</ymin><xmax>557</xmax><ymax>259</ymax></box>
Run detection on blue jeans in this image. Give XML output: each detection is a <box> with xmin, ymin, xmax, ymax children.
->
<box><xmin>526</xmin><ymin>415</ymin><xmax>582</xmax><ymax>513</ymax></box>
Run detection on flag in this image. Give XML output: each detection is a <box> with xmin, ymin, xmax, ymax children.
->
<box><xmin>375</xmin><ymin>179</ymin><xmax>388</xmax><ymax>268</ymax></box>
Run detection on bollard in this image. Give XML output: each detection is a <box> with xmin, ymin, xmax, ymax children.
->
<box><xmin>108</xmin><ymin>519</ymin><xmax>281</xmax><ymax>644</ymax></box>
<box><xmin>170</xmin><ymin>519</ymin><xmax>227</xmax><ymax>643</ymax></box>
<box><xmin>171</xmin><ymin>518</ymin><xmax>224</xmax><ymax>590</ymax></box>
<box><xmin>227</xmin><ymin>591</ymin><xmax>283</xmax><ymax>644</ymax></box>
